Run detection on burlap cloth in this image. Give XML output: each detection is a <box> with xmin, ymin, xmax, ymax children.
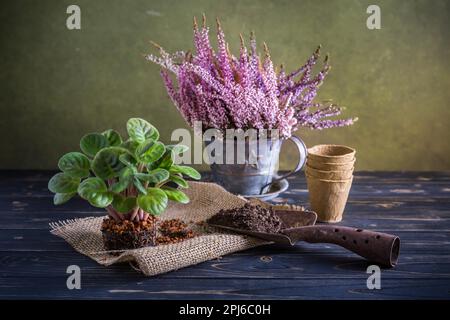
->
<box><xmin>50</xmin><ymin>181</ymin><xmax>270</xmax><ymax>276</ymax></box>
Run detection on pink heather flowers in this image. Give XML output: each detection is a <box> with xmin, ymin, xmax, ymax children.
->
<box><xmin>146</xmin><ymin>15</ymin><xmax>357</xmax><ymax>138</ymax></box>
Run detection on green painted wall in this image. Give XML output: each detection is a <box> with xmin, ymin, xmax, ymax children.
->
<box><xmin>1</xmin><ymin>0</ymin><xmax>449</xmax><ymax>170</ymax></box>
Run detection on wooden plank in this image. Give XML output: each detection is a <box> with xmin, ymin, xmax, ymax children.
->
<box><xmin>0</xmin><ymin>277</ymin><xmax>449</xmax><ymax>299</ymax></box>
<box><xmin>0</xmin><ymin>228</ymin><xmax>449</xmax><ymax>255</ymax></box>
<box><xmin>1</xmin><ymin>251</ymin><xmax>449</xmax><ymax>280</ymax></box>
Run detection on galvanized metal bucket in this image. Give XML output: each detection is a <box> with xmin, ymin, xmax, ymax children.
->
<box><xmin>205</xmin><ymin>135</ymin><xmax>307</xmax><ymax>195</ymax></box>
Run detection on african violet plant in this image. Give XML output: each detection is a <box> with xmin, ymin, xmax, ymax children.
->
<box><xmin>48</xmin><ymin>118</ymin><xmax>200</xmax><ymax>223</ymax></box>
<box><xmin>146</xmin><ymin>15</ymin><xmax>357</xmax><ymax>138</ymax></box>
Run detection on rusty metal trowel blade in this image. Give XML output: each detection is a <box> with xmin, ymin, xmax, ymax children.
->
<box><xmin>275</xmin><ymin>209</ymin><xmax>317</xmax><ymax>229</ymax></box>
<box><xmin>208</xmin><ymin>209</ymin><xmax>318</xmax><ymax>245</ymax></box>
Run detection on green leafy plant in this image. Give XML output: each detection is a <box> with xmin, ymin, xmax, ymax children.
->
<box><xmin>48</xmin><ymin>118</ymin><xmax>201</xmax><ymax>222</ymax></box>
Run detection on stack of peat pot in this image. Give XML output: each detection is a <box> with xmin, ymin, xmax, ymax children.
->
<box><xmin>305</xmin><ymin>145</ymin><xmax>356</xmax><ymax>223</ymax></box>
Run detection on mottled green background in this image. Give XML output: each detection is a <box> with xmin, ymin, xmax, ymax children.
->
<box><xmin>1</xmin><ymin>0</ymin><xmax>449</xmax><ymax>170</ymax></box>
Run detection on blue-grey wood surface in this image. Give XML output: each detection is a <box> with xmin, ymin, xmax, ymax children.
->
<box><xmin>1</xmin><ymin>171</ymin><xmax>449</xmax><ymax>299</ymax></box>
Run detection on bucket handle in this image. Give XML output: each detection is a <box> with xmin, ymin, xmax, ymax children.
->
<box><xmin>260</xmin><ymin>135</ymin><xmax>308</xmax><ymax>194</ymax></box>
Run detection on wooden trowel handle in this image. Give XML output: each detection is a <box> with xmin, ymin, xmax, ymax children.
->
<box><xmin>283</xmin><ymin>225</ymin><xmax>400</xmax><ymax>267</ymax></box>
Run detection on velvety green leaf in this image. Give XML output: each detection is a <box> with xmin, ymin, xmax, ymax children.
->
<box><xmin>167</xmin><ymin>144</ymin><xmax>189</xmax><ymax>154</ymax></box>
<box><xmin>48</xmin><ymin>173</ymin><xmax>80</xmax><ymax>193</ymax></box>
<box><xmin>135</xmin><ymin>139</ymin><xmax>154</xmax><ymax>157</ymax></box>
<box><xmin>77</xmin><ymin>177</ymin><xmax>113</xmax><ymax>208</ymax></box>
<box><xmin>120</xmin><ymin>139</ymin><xmax>140</xmax><ymax>155</ymax></box>
<box><xmin>170</xmin><ymin>165</ymin><xmax>201</xmax><ymax>180</ymax></box>
<box><xmin>110</xmin><ymin>167</ymin><xmax>134</xmax><ymax>193</ymax></box>
<box><xmin>147</xmin><ymin>148</ymin><xmax>174</xmax><ymax>171</ymax></box>
<box><xmin>133</xmin><ymin>177</ymin><xmax>147</xmax><ymax>195</ymax></box>
<box><xmin>118</xmin><ymin>154</ymin><xmax>133</xmax><ymax>167</ymax></box>
<box><xmin>102</xmin><ymin>129</ymin><xmax>123</xmax><ymax>147</ymax></box>
<box><xmin>135</xmin><ymin>168</ymin><xmax>169</xmax><ymax>184</ymax></box>
<box><xmin>157</xmin><ymin>149</ymin><xmax>174</xmax><ymax>169</ymax></box>
<box><xmin>137</xmin><ymin>188</ymin><xmax>168</xmax><ymax>215</ymax></box>
<box><xmin>80</xmin><ymin>133</ymin><xmax>109</xmax><ymax>158</ymax></box>
<box><xmin>87</xmin><ymin>193</ymin><xmax>113</xmax><ymax>208</ymax></box>
<box><xmin>112</xmin><ymin>194</ymin><xmax>136</xmax><ymax>213</ymax></box>
<box><xmin>162</xmin><ymin>187</ymin><xmax>189</xmax><ymax>204</ymax></box>
<box><xmin>78</xmin><ymin>177</ymin><xmax>108</xmax><ymax>196</ymax></box>
<box><xmin>169</xmin><ymin>174</ymin><xmax>188</xmax><ymax>188</ymax></box>
<box><xmin>136</xmin><ymin>140</ymin><xmax>165</xmax><ymax>164</ymax></box>
<box><xmin>58</xmin><ymin>152</ymin><xmax>90</xmax><ymax>178</ymax></box>
<box><xmin>53</xmin><ymin>192</ymin><xmax>76</xmax><ymax>205</ymax></box>
<box><xmin>118</xmin><ymin>153</ymin><xmax>138</xmax><ymax>172</ymax></box>
<box><xmin>120</xmin><ymin>166</ymin><xmax>134</xmax><ymax>179</ymax></box>
<box><xmin>110</xmin><ymin>179</ymin><xmax>128</xmax><ymax>194</ymax></box>
<box><xmin>92</xmin><ymin>147</ymin><xmax>128</xmax><ymax>180</ymax></box>
<box><xmin>126</xmin><ymin>118</ymin><xmax>159</xmax><ymax>143</ymax></box>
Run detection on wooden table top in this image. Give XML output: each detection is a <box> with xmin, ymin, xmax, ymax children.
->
<box><xmin>1</xmin><ymin>170</ymin><xmax>449</xmax><ymax>299</ymax></box>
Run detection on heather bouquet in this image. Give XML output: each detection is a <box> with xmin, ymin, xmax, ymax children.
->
<box><xmin>146</xmin><ymin>15</ymin><xmax>357</xmax><ymax>138</ymax></box>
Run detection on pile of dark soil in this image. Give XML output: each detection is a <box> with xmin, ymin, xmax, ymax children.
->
<box><xmin>207</xmin><ymin>203</ymin><xmax>282</xmax><ymax>233</ymax></box>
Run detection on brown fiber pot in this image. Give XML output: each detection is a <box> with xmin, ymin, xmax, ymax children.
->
<box><xmin>307</xmin><ymin>158</ymin><xmax>355</xmax><ymax>171</ymax></box>
<box><xmin>306</xmin><ymin>174</ymin><xmax>353</xmax><ymax>223</ymax></box>
<box><xmin>307</xmin><ymin>144</ymin><xmax>356</xmax><ymax>164</ymax></box>
<box><xmin>305</xmin><ymin>165</ymin><xmax>354</xmax><ymax>180</ymax></box>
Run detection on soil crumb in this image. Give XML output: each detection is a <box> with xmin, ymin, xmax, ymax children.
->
<box><xmin>101</xmin><ymin>215</ymin><xmax>157</xmax><ymax>233</ymax></box>
<box><xmin>157</xmin><ymin>219</ymin><xmax>195</xmax><ymax>245</ymax></box>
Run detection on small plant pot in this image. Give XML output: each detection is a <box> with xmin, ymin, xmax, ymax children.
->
<box><xmin>307</xmin><ymin>158</ymin><xmax>355</xmax><ymax>171</ymax></box>
<box><xmin>101</xmin><ymin>218</ymin><xmax>157</xmax><ymax>251</ymax></box>
<box><xmin>306</xmin><ymin>175</ymin><xmax>353</xmax><ymax>223</ymax></box>
<box><xmin>307</xmin><ymin>144</ymin><xmax>356</xmax><ymax>164</ymax></box>
<box><xmin>305</xmin><ymin>164</ymin><xmax>354</xmax><ymax>180</ymax></box>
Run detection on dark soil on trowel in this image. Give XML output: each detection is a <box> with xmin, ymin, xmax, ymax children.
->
<box><xmin>207</xmin><ymin>203</ymin><xmax>282</xmax><ymax>233</ymax></box>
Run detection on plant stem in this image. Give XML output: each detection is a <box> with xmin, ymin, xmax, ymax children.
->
<box><xmin>107</xmin><ymin>178</ymin><xmax>115</xmax><ymax>187</ymax></box>
<box><xmin>106</xmin><ymin>205</ymin><xmax>122</xmax><ymax>222</ymax></box>
<box><xmin>130</xmin><ymin>207</ymin><xmax>139</xmax><ymax>221</ymax></box>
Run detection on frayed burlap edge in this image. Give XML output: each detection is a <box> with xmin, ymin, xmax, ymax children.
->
<box><xmin>50</xmin><ymin>181</ymin><xmax>270</xmax><ymax>276</ymax></box>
